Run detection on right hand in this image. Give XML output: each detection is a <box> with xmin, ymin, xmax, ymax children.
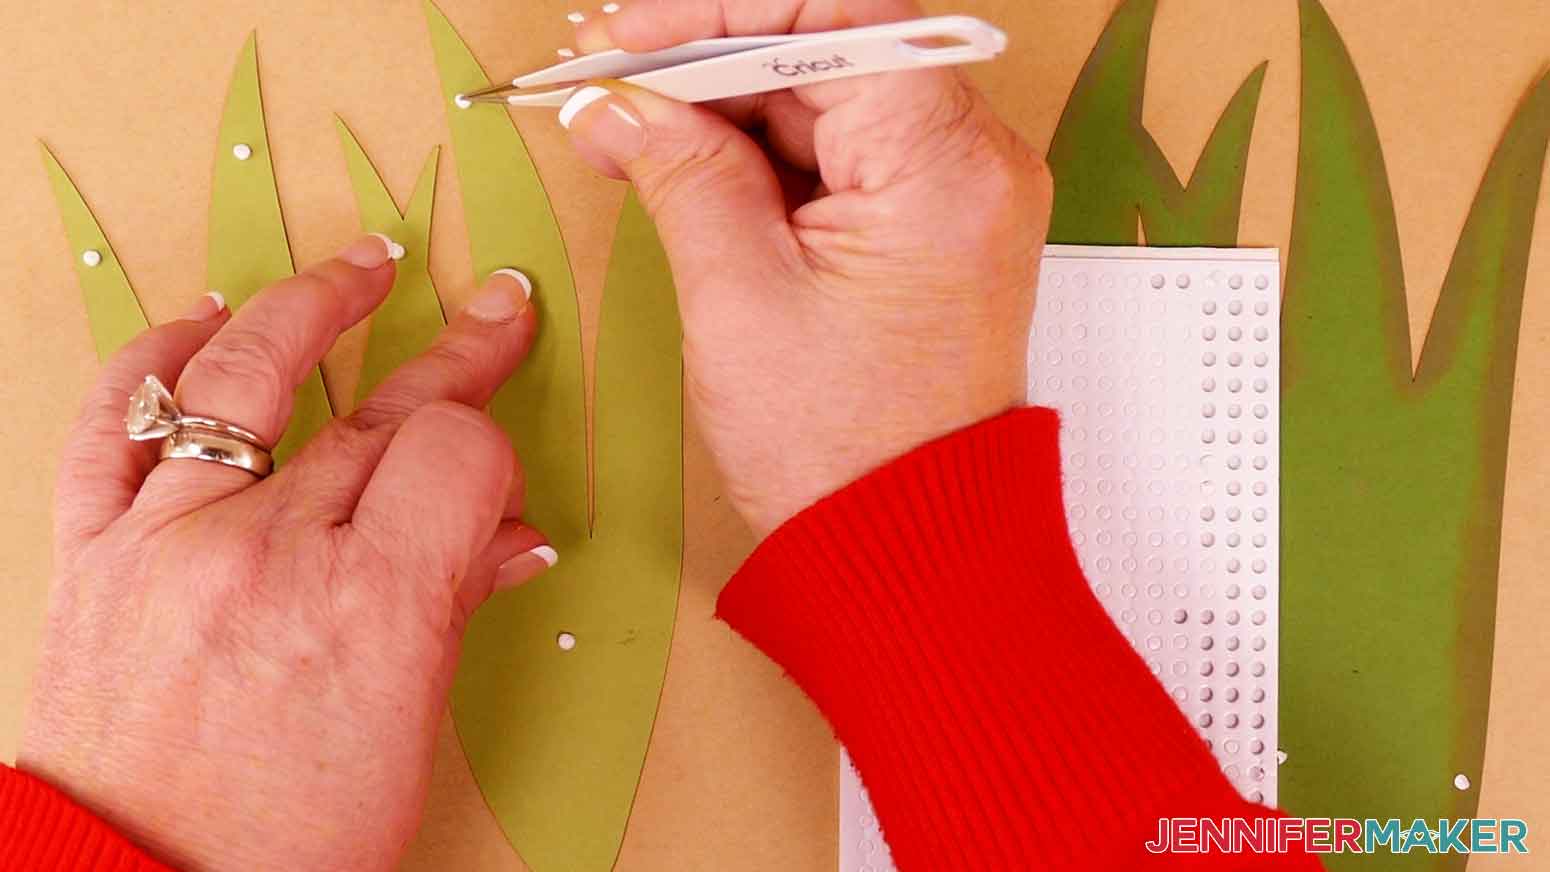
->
<box><xmin>564</xmin><ymin>0</ymin><xmax>1052</xmax><ymax>538</ymax></box>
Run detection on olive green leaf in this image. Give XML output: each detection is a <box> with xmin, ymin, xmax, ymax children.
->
<box><xmin>1280</xmin><ymin>2</ymin><xmax>1550</xmax><ymax>865</ymax></box>
<box><xmin>209</xmin><ymin>33</ymin><xmax>326</xmax><ymax>463</ymax></box>
<box><xmin>40</xmin><ymin>144</ymin><xmax>148</xmax><ymax>360</ymax></box>
<box><xmin>1043</xmin><ymin>0</ymin><xmax>1548</xmax><ymax>859</ymax></box>
<box><xmin>424</xmin><ymin>4</ymin><xmax>683</xmax><ymax>869</ymax></box>
<box><xmin>1047</xmin><ymin>0</ymin><xmax>1266</xmax><ymax>246</ymax></box>
<box><xmin>335</xmin><ymin>119</ymin><xmax>444</xmax><ymax>400</ymax></box>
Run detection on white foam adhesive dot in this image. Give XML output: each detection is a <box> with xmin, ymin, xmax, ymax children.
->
<box><xmin>232</xmin><ymin>143</ymin><xmax>253</xmax><ymax>161</ymax></box>
<box><xmin>1454</xmin><ymin>773</ymin><xmax>1471</xmax><ymax>791</ymax></box>
<box><xmin>81</xmin><ymin>249</ymin><xmax>102</xmax><ymax>267</ymax></box>
<box><xmin>556</xmin><ymin>631</ymin><xmax>577</xmax><ymax>651</ymax></box>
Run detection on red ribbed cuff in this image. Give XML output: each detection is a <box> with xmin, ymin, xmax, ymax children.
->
<box><xmin>718</xmin><ymin>408</ymin><xmax>1291</xmax><ymax>868</ymax></box>
<box><xmin>0</xmin><ymin>765</ymin><xmax>171</xmax><ymax>871</ymax></box>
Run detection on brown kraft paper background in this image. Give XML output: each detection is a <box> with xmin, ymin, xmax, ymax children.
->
<box><xmin>0</xmin><ymin>1</ymin><xmax>1545</xmax><ymax>868</ymax></box>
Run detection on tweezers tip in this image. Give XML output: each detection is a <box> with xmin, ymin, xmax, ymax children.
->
<box><xmin>458</xmin><ymin>82</ymin><xmax>513</xmax><ymax>100</ymax></box>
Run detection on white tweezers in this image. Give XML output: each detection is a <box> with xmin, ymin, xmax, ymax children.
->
<box><xmin>456</xmin><ymin>15</ymin><xmax>1008</xmax><ymax>108</ymax></box>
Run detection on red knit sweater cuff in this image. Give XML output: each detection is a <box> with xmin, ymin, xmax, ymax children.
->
<box><xmin>717</xmin><ymin>408</ymin><xmax>1288</xmax><ymax>868</ymax></box>
<box><xmin>0</xmin><ymin>764</ymin><xmax>171</xmax><ymax>871</ymax></box>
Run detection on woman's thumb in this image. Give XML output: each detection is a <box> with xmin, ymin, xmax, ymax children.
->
<box><xmin>559</xmin><ymin>82</ymin><xmax>793</xmax><ymax>279</ymax></box>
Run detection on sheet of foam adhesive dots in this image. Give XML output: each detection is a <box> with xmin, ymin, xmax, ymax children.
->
<box><xmin>839</xmin><ymin>245</ymin><xmax>1282</xmax><ymax>871</ymax></box>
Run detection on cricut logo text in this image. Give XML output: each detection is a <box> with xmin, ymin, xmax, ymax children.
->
<box><xmin>765</xmin><ymin>55</ymin><xmax>855</xmax><ymax>77</ymax></box>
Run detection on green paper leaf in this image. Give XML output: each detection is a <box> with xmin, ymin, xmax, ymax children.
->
<box><xmin>455</xmin><ymin>193</ymin><xmax>684</xmax><ymax>872</ymax></box>
<box><xmin>1045</xmin><ymin>0</ymin><xmax>1546</xmax><ymax>856</ymax></box>
<box><xmin>335</xmin><ymin>119</ymin><xmax>445</xmax><ymax>400</ymax></box>
<box><xmin>420</xmin><ymin>0</ymin><xmax>587</xmax><ymax>547</ymax></box>
<box><xmin>40</xmin><ymin>144</ymin><xmax>148</xmax><ymax>360</ymax></box>
<box><xmin>209</xmin><ymin>33</ymin><xmax>327</xmax><ymax>463</ymax></box>
<box><xmin>1046</xmin><ymin>0</ymin><xmax>1265</xmax><ymax>247</ymax></box>
<box><xmin>425</xmin><ymin>5</ymin><xmax>681</xmax><ymax>870</ymax></box>
<box><xmin>1281</xmin><ymin>2</ymin><xmax>1550</xmax><ymax>864</ymax></box>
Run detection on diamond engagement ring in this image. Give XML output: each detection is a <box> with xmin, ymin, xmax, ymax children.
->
<box><xmin>125</xmin><ymin>375</ymin><xmax>274</xmax><ymax>478</ymax></box>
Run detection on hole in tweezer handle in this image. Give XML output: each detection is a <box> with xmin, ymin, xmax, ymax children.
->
<box><xmin>901</xmin><ymin>34</ymin><xmax>974</xmax><ymax>52</ymax></box>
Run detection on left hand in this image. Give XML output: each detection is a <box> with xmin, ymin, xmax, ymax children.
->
<box><xmin>18</xmin><ymin>237</ymin><xmax>552</xmax><ymax>871</ymax></box>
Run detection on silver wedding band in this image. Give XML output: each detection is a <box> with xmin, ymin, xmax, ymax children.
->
<box><xmin>158</xmin><ymin>427</ymin><xmax>275</xmax><ymax>478</ymax></box>
<box><xmin>125</xmin><ymin>375</ymin><xmax>274</xmax><ymax>478</ymax></box>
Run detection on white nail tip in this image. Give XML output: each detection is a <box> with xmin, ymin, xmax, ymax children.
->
<box><xmin>558</xmin><ymin>85</ymin><xmax>611</xmax><ymax>129</ymax></box>
<box><xmin>602</xmin><ymin>3</ymin><xmax>621</xmax><ymax>13</ymax></box>
<box><xmin>557</xmin><ymin>48</ymin><xmax>577</xmax><ymax>58</ymax></box>
<box><xmin>491</xmin><ymin>268</ymin><xmax>534</xmax><ymax>300</ymax></box>
<box><xmin>369</xmin><ymin>232</ymin><xmax>406</xmax><ymax>261</ymax></box>
<box><xmin>566</xmin><ymin>11</ymin><xmax>586</xmax><ymax>23</ymax></box>
<box><xmin>529</xmin><ymin>545</ymin><xmax>559</xmax><ymax>568</ymax></box>
<box><xmin>206</xmin><ymin>290</ymin><xmax>227</xmax><ymax>312</ymax></box>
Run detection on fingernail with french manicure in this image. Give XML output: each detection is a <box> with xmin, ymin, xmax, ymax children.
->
<box><xmin>496</xmin><ymin>546</ymin><xmax>559</xmax><ymax>588</ymax></box>
<box><xmin>559</xmin><ymin>86</ymin><xmax>645</xmax><ymax>162</ymax></box>
<box><xmin>373</xmin><ymin>233</ymin><xmax>407</xmax><ymax>262</ymax></box>
<box><xmin>466</xmin><ymin>268</ymin><xmax>533</xmax><ymax>322</ymax></box>
<box><xmin>182</xmin><ymin>290</ymin><xmax>227</xmax><ymax>322</ymax></box>
<box><xmin>340</xmin><ymin>234</ymin><xmax>400</xmax><ymax>269</ymax></box>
